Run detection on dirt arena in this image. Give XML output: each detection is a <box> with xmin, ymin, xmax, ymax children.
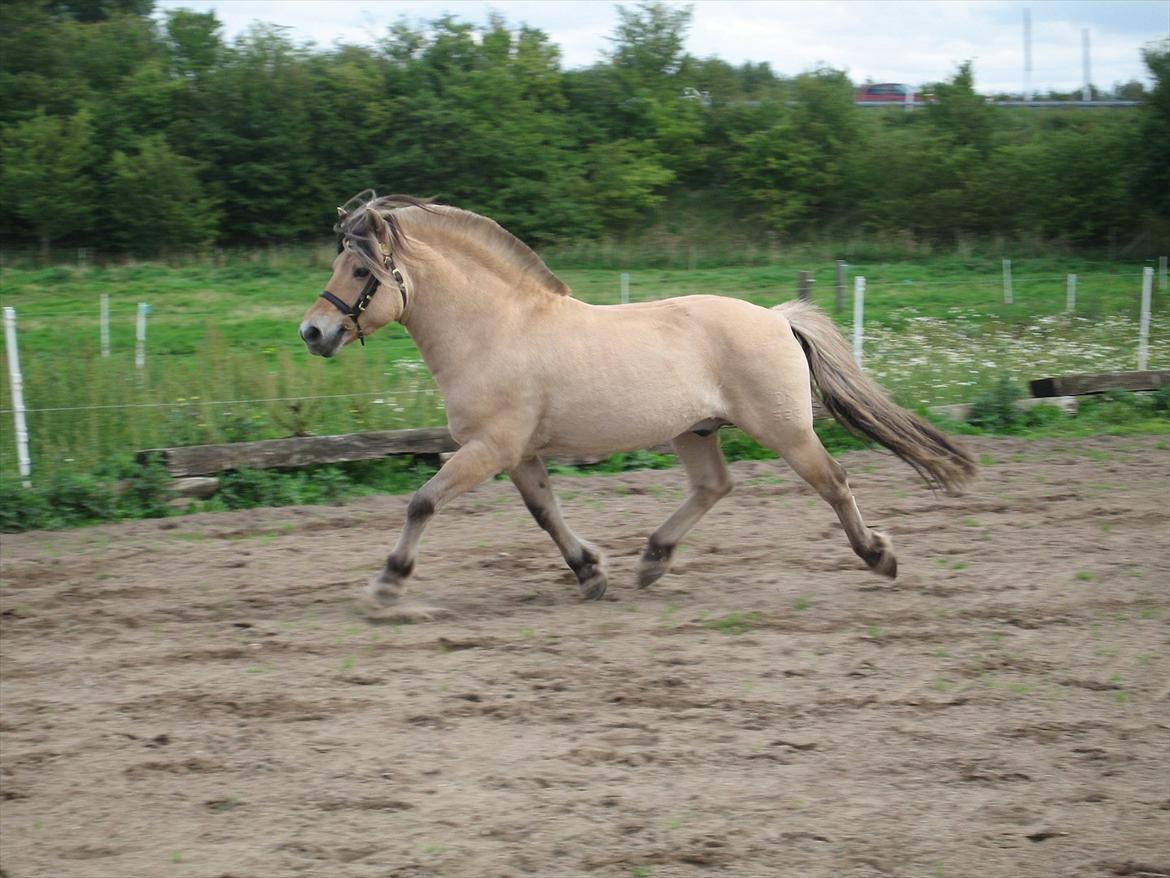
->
<box><xmin>1</xmin><ymin>434</ymin><xmax>1168</xmax><ymax>878</ymax></box>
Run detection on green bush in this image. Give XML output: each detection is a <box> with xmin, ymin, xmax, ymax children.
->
<box><xmin>44</xmin><ymin>472</ymin><xmax>117</xmax><ymax>525</ymax></box>
<box><xmin>0</xmin><ymin>478</ymin><xmax>54</xmax><ymax>532</ymax></box>
<box><xmin>216</xmin><ymin>468</ymin><xmax>304</xmax><ymax>510</ymax></box>
<box><xmin>966</xmin><ymin>376</ymin><xmax>1026</xmax><ymax>432</ymax></box>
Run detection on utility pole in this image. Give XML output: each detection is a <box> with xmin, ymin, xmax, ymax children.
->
<box><xmin>1023</xmin><ymin>8</ymin><xmax>1032</xmax><ymax>101</ymax></box>
<box><xmin>1082</xmin><ymin>28</ymin><xmax>1092</xmax><ymax>101</ymax></box>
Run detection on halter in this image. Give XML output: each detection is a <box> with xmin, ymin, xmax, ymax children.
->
<box><xmin>319</xmin><ymin>237</ymin><xmax>408</xmax><ymax>346</ymax></box>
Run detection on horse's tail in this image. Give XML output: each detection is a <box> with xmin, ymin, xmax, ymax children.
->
<box><xmin>775</xmin><ymin>300</ymin><xmax>977</xmax><ymax>495</ymax></box>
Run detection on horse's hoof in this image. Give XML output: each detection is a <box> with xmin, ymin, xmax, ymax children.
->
<box><xmin>637</xmin><ymin>563</ymin><xmax>668</xmax><ymax>589</ymax></box>
<box><xmin>363</xmin><ymin>571</ymin><xmax>405</xmax><ymax>609</ymax></box>
<box><xmin>864</xmin><ymin>531</ymin><xmax>898</xmax><ymax>579</ymax></box>
<box><xmin>637</xmin><ymin>540</ymin><xmax>674</xmax><ymax>589</ymax></box>
<box><xmin>578</xmin><ymin>567</ymin><xmax>608</xmax><ymax>601</ymax></box>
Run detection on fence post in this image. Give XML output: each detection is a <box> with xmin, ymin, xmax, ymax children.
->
<box><xmin>853</xmin><ymin>276</ymin><xmax>865</xmax><ymax>366</ymax></box>
<box><xmin>798</xmin><ymin>270</ymin><xmax>813</xmax><ymax>302</ymax></box>
<box><xmin>1002</xmin><ymin>258</ymin><xmax>1013</xmax><ymax>305</ymax></box>
<box><xmin>1138</xmin><ymin>266</ymin><xmax>1153</xmax><ymax>371</ymax></box>
<box><xmin>835</xmin><ymin>260</ymin><xmax>846</xmax><ymax>314</ymax></box>
<box><xmin>620</xmin><ymin>272</ymin><xmax>630</xmax><ymax>305</ymax></box>
<box><xmin>3</xmin><ymin>307</ymin><xmax>32</xmax><ymax>487</ymax></box>
<box><xmin>1066</xmin><ymin>274</ymin><xmax>1077</xmax><ymax>312</ymax></box>
<box><xmin>100</xmin><ymin>294</ymin><xmax>110</xmax><ymax>358</ymax></box>
<box><xmin>136</xmin><ymin>302</ymin><xmax>147</xmax><ymax>370</ymax></box>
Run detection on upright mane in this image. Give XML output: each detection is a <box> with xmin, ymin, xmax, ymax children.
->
<box><xmin>336</xmin><ymin>193</ymin><xmax>570</xmax><ymax>298</ymax></box>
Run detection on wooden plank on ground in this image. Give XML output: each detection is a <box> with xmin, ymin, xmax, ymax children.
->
<box><xmin>1030</xmin><ymin>369</ymin><xmax>1170</xmax><ymax>398</ymax></box>
<box><xmin>140</xmin><ymin>427</ymin><xmax>458</xmax><ymax>477</ymax></box>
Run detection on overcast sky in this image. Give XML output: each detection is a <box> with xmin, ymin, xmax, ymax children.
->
<box><xmin>153</xmin><ymin>0</ymin><xmax>1169</xmax><ymax>93</ymax></box>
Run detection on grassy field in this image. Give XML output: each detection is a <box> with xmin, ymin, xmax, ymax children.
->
<box><xmin>0</xmin><ymin>248</ymin><xmax>1167</xmax><ymax>488</ymax></box>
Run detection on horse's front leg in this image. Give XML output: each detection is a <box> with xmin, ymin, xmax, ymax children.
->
<box><xmin>365</xmin><ymin>438</ymin><xmax>509</xmax><ymax>608</ymax></box>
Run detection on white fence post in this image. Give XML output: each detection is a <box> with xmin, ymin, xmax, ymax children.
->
<box><xmin>1002</xmin><ymin>258</ymin><xmax>1013</xmax><ymax>305</ymax></box>
<box><xmin>620</xmin><ymin>272</ymin><xmax>630</xmax><ymax>305</ymax></box>
<box><xmin>853</xmin><ymin>276</ymin><xmax>865</xmax><ymax>366</ymax></box>
<box><xmin>100</xmin><ymin>294</ymin><xmax>110</xmax><ymax>358</ymax></box>
<box><xmin>135</xmin><ymin>302</ymin><xmax>147</xmax><ymax>370</ymax></box>
<box><xmin>1138</xmin><ymin>266</ymin><xmax>1153</xmax><ymax>371</ymax></box>
<box><xmin>3</xmin><ymin>307</ymin><xmax>32</xmax><ymax>487</ymax></box>
<box><xmin>1066</xmin><ymin>273</ymin><xmax>1077</xmax><ymax>312</ymax></box>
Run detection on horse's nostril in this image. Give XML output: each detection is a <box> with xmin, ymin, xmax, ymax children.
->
<box><xmin>301</xmin><ymin>323</ymin><xmax>322</xmax><ymax>344</ymax></box>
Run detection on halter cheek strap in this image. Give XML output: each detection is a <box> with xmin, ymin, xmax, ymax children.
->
<box><xmin>318</xmin><ymin>243</ymin><xmax>408</xmax><ymax>346</ymax></box>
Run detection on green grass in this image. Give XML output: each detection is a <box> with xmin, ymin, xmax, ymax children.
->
<box><xmin>1</xmin><ymin>249</ymin><xmax>1167</xmax><ymax>530</ymax></box>
<box><xmin>703</xmin><ymin>611</ymin><xmax>764</xmax><ymax>635</ymax></box>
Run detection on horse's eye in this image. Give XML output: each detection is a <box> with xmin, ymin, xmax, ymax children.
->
<box><xmin>354</xmin><ymin>267</ymin><xmax>370</xmax><ymax>278</ymax></box>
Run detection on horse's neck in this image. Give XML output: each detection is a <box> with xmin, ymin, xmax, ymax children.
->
<box><xmin>401</xmin><ymin>253</ymin><xmax>536</xmax><ymax>384</ymax></box>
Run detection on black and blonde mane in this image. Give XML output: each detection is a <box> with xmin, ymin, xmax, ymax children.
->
<box><xmin>337</xmin><ymin>194</ymin><xmax>570</xmax><ymax>297</ymax></box>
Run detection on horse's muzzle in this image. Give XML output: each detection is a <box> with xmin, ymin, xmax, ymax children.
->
<box><xmin>299</xmin><ymin>319</ymin><xmax>344</xmax><ymax>357</ymax></box>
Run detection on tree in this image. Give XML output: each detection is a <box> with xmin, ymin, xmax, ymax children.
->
<box><xmin>165</xmin><ymin>8</ymin><xmax>223</xmax><ymax>79</ymax></box>
<box><xmin>47</xmin><ymin>0</ymin><xmax>153</xmax><ymax>23</ymax></box>
<box><xmin>724</xmin><ymin>107</ymin><xmax>816</xmax><ymax>233</ymax></box>
<box><xmin>788</xmin><ymin>68</ymin><xmax>863</xmax><ymax>225</ymax></box>
<box><xmin>368</xmin><ymin>16</ymin><xmax>597</xmax><ymax>242</ymax></box>
<box><xmin>0</xmin><ymin>108</ymin><xmax>97</xmax><ymax>256</ymax></box>
<box><xmin>106</xmin><ymin>134</ymin><xmax>218</xmax><ymax>255</ymax></box>
<box><xmin>599</xmin><ymin>3</ymin><xmax>704</xmax><ymax>178</ymax></box>
<box><xmin>926</xmin><ymin>61</ymin><xmax>995</xmax><ymax>155</ymax></box>
<box><xmin>609</xmin><ymin>1</ymin><xmax>692</xmax><ymax>89</ymax></box>
<box><xmin>585</xmin><ymin>140</ymin><xmax>674</xmax><ymax>226</ymax></box>
<box><xmin>195</xmin><ymin>25</ymin><xmax>321</xmax><ymax>241</ymax></box>
<box><xmin>1135</xmin><ymin>39</ymin><xmax>1170</xmax><ymax>221</ymax></box>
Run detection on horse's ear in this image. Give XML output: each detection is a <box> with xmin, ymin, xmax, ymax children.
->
<box><xmin>366</xmin><ymin>209</ymin><xmax>390</xmax><ymax>244</ymax></box>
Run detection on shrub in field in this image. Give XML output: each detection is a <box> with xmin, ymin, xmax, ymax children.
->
<box><xmin>216</xmin><ymin>469</ymin><xmax>305</xmax><ymax>510</ymax></box>
<box><xmin>0</xmin><ymin>479</ymin><xmax>54</xmax><ymax>532</ymax></box>
<box><xmin>111</xmin><ymin>457</ymin><xmax>175</xmax><ymax>520</ymax></box>
<box><xmin>966</xmin><ymin>376</ymin><xmax>1026</xmax><ymax>432</ymax></box>
<box><xmin>0</xmin><ymin>471</ymin><xmax>120</xmax><ymax>531</ymax></box>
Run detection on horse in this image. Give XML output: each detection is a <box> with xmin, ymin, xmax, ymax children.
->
<box><xmin>298</xmin><ymin>192</ymin><xmax>977</xmax><ymax>609</ymax></box>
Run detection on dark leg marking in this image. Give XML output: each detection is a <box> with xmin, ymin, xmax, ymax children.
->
<box><xmin>524</xmin><ymin>498</ymin><xmax>554</xmax><ymax>532</ymax></box>
<box><xmin>642</xmin><ymin>536</ymin><xmax>674</xmax><ymax>564</ymax></box>
<box><xmin>407</xmin><ymin>494</ymin><xmax>435</xmax><ymax>520</ymax></box>
<box><xmin>637</xmin><ymin>536</ymin><xmax>675</xmax><ymax>589</ymax></box>
<box><xmin>568</xmin><ymin>547</ymin><xmax>607</xmax><ymax>600</ymax></box>
<box><xmin>383</xmin><ymin>556</ymin><xmax>414</xmax><ymax>579</ymax></box>
<box><xmin>858</xmin><ymin>532</ymin><xmax>897</xmax><ymax>578</ymax></box>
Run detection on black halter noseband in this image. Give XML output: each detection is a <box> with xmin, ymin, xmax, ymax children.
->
<box><xmin>319</xmin><ymin>239</ymin><xmax>408</xmax><ymax>346</ymax></box>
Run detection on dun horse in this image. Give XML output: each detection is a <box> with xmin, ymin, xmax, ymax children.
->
<box><xmin>299</xmin><ymin>192</ymin><xmax>976</xmax><ymax>608</ymax></box>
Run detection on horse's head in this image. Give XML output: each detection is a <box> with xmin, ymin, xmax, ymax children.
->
<box><xmin>300</xmin><ymin>203</ymin><xmax>408</xmax><ymax>357</ymax></box>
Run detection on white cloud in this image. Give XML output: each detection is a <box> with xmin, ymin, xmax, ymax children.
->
<box><xmin>154</xmin><ymin>0</ymin><xmax>1169</xmax><ymax>91</ymax></box>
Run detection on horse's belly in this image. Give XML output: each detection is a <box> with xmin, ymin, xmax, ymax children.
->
<box><xmin>534</xmin><ymin>393</ymin><xmax>718</xmax><ymax>457</ymax></box>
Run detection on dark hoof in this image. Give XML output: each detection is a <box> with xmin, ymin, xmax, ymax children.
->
<box><xmin>863</xmin><ymin>531</ymin><xmax>898</xmax><ymax>579</ymax></box>
<box><xmin>580</xmin><ymin>572</ymin><xmax>608</xmax><ymax>600</ymax></box>
<box><xmin>363</xmin><ymin>569</ymin><xmax>406</xmax><ymax>609</ymax></box>
<box><xmin>637</xmin><ymin>539</ymin><xmax>674</xmax><ymax>589</ymax></box>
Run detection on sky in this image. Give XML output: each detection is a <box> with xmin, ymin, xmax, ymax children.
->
<box><xmin>153</xmin><ymin>0</ymin><xmax>1170</xmax><ymax>93</ymax></box>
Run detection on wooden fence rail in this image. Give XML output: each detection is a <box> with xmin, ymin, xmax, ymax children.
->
<box><xmin>140</xmin><ymin>370</ymin><xmax>1162</xmax><ymax>479</ymax></box>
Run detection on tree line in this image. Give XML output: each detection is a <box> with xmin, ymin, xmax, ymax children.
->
<box><xmin>1</xmin><ymin>0</ymin><xmax>1167</xmax><ymax>258</ymax></box>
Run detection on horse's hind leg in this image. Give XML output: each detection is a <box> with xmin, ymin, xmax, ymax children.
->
<box><xmin>744</xmin><ymin>419</ymin><xmax>896</xmax><ymax>578</ymax></box>
<box><xmin>510</xmin><ymin>457</ymin><xmax>607</xmax><ymax>599</ymax></box>
<box><xmin>637</xmin><ymin>431</ymin><xmax>733</xmax><ymax>588</ymax></box>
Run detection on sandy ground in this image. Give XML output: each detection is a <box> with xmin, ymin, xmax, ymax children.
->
<box><xmin>1</xmin><ymin>434</ymin><xmax>1168</xmax><ymax>878</ymax></box>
